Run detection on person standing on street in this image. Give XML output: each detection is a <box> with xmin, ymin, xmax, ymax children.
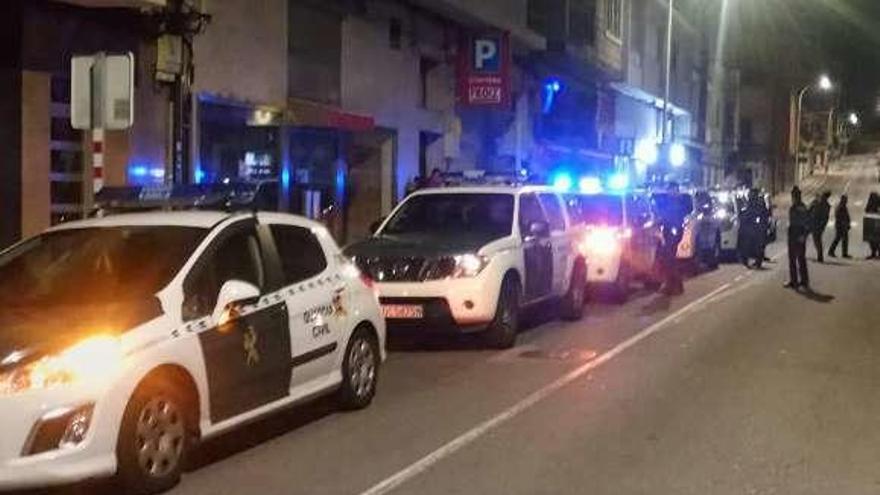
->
<box><xmin>865</xmin><ymin>192</ymin><xmax>880</xmax><ymax>259</ymax></box>
<box><xmin>738</xmin><ymin>189</ymin><xmax>770</xmax><ymax>269</ymax></box>
<box><xmin>828</xmin><ymin>195</ymin><xmax>851</xmax><ymax>258</ymax></box>
<box><xmin>786</xmin><ymin>187</ymin><xmax>811</xmax><ymax>290</ymax></box>
<box><xmin>808</xmin><ymin>191</ymin><xmax>832</xmax><ymax>263</ymax></box>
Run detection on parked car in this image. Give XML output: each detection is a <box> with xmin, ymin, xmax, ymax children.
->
<box><xmin>566</xmin><ymin>191</ymin><xmax>661</xmax><ymax>302</ymax></box>
<box><xmin>650</xmin><ymin>189</ymin><xmax>723</xmax><ymax>269</ymax></box>
<box><xmin>0</xmin><ymin>211</ymin><xmax>385</xmax><ymax>494</ymax></box>
<box><xmin>710</xmin><ymin>189</ymin><xmax>747</xmax><ymax>257</ymax></box>
<box><xmin>345</xmin><ymin>186</ymin><xmax>587</xmax><ymax>349</ymax></box>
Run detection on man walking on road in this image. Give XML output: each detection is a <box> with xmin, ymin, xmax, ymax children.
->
<box><xmin>786</xmin><ymin>187</ymin><xmax>811</xmax><ymax>290</ymax></box>
<box><xmin>828</xmin><ymin>194</ymin><xmax>851</xmax><ymax>258</ymax></box>
<box><xmin>808</xmin><ymin>191</ymin><xmax>832</xmax><ymax>262</ymax></box>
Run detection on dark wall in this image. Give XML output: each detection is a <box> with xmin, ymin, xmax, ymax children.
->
<box><xmin>0</xmin><ymin>2</ymin><xmax>24</xmax><ymax>249</ymax></box>
<box><xmin>21</xmin><ymin>0</ymin><xmax>143</xmax><ymax>73</ymax></box>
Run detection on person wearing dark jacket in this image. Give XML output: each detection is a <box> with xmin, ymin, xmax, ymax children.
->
<box><xmin>865</xmin><ymin>192</ymin><xmax>880</xmax><ymax>259</ymax></box>
<box><xmin>828</xmin><ymin>195</ymin><xmax>851</xmax><ymax>258</ymax></box>
<box><xmin>786</xmin><ymin>187</ymin><xmax>811</xmax><ymax>290</ymax></box>
<box><xmin>738</xmin><ymin>189</ymin><xmax>769</xmax><ymax>268</ymax></box>
<box><xmin>808</xmin><ymin>191</ymin><xmax>832</xmax><ymax>262</ymax></box>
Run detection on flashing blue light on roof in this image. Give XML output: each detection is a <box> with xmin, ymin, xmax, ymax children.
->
<box><xmin>194</xmin><ymin>167</ymin><xmax>206</xmax><ymax>184</ymax></box>
<box><xmin>608</xmin><ymin>173</ymin><xmax>630</xmax><ymax>191</ymax></box>
<box><xmin>130</xmin><ymin>165</ymin><xmax>148</xmax><ymax>178</ymax></box>
<box><xmin>579</xmin><ymin>176</ymin><xmax>603</xmax><ymax>195</ymax></box>
<box><xmin>552</xmin><ymin>172</ymin><xmax>574</xmax><ymax>192</ymax></box>
<box><xmin>149</xmin><ymin>168</ymin><xmax>165</xmax><ymax>180</ymax></box>
<box><xmin>281</xmin><ymin>167</ymin><xmax>291</xmax><ymax>189</ymax></box>
<box><xmin>545</xmin><ymin>79</ymin><xmax>562</xmax><ymax>93</ymax></box>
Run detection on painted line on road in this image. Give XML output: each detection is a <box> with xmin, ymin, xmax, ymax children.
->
<box><xmin>358</xmin><ymin>282</ymin><xmax>732</xmax><ymax>495</ymax></box>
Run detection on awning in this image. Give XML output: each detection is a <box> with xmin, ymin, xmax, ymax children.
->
<box><xmin>285</xmin><ymin>98</ymin><xmax>375</xmax><ymax>132</ymax></box>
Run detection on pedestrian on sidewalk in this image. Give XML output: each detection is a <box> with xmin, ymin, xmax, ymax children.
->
<box><xmin>786</xmin><ymin>187</ymin><xmax>811</xmax><ymax>290</ymax></box>
<box><xmin>864</xmin><ymin>192</ymin><xmax>880</xmax><ymax>259</ymax></box>
<box><xmin>828</xmin><ymin>195</ymin><xmax>851</xmax><ymax>258</ymax></box>
<box><xmin>808</xmin><ymin>191</ymin><xmax>831</xmax><ymax>263</ymax></box>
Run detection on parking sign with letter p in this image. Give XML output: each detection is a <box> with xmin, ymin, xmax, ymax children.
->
<box><xmin>473</xmin><ymin>38</ymin><xmax>500</xmax><ymax>72</ymax></box>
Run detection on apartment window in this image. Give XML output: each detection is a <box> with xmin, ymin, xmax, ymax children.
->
<box><xmin>570</xmin><ymin>0</ymin><xmax>597</xmax><ymax>45</ymax></box>
<box><xmin>389</xmin><ymin>17</ymin><xmax>402</xmax><ymax>50</ymax></box>
<box><xmin>419</xmin><ymin>57</ymin><xmax>438</xmax><ymax>109</ymax></box>
<box><xmin>605</xmin><ymin>0</ymin><xmax>623</xmax><ymax>40</ymax></box>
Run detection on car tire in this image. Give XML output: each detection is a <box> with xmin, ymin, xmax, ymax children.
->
<box><xmin>484</xmin><ymin>277</ymin><xmax>521</xmax><ymax>349</ymax></box>
<box><xmin>701</xmin><ymin>233</ymin><xmax>721</xmax><ymax>270</ymax></box>
<box><xmin>337</xmin><ymin>326</ymin><xmax>380</xmax><ymax>410</ymax></box>
<box><xmin>560</xmin><ymin>261</ymin><xmax>586</xmax><ymax>321</ymax></box>
<box><xmin>611</xmin><ymin>262</ymin><xmax>631</xmax><ymax>304</ymax></box>
<box><xmin>117</xmin><ymin>379</ymin><xmax>195</xmax><ymax>495</ymax></box>
<box><xmin>644</xmin><ymin>247</ymin><xmax>663</xmax><ymax>291</ymax></box>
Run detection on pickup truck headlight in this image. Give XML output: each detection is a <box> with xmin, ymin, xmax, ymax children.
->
<box><xmin>0</xmin><ymin>336</ymin><xmax>122</xmax><ymax>397</ymax></box>
<box><xmin>451</xmin><ymin>254</ymin><xmax>490</xmax><ymax>278</ymax></box>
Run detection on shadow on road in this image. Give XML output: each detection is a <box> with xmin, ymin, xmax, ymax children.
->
<box><xmin>799</xmin><ymin>288</ymin><xmax>836</xmax><ymax>303</ymax></box>
<box><xmin>639</xmin><ymin>294</ymin><xmax>672</xmax><ymax>316</ymax></box>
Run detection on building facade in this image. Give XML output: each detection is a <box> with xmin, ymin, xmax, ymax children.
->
<box><xmin>3</xmin><ymin>0</ymin><xmax>741</xmax><ymax>250</ymax></box>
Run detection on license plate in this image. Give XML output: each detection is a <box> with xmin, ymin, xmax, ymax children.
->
<box><xmin>382</xmin><ymin>304</ymin><xmax>424</xmax><ymax>319</ymax></box>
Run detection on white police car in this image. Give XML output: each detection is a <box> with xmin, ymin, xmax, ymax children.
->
<box><xmin>0</xmin><ymin>210</ymin><xmax>385</xmax><ymax>493</ymax></box>
<box><xmin>710</xmin><ymin>189</ymin><xmax>746</xmax><ymax>256</ymax></box>
<box><xmin>345</xmin><ymin>186</ymin><xmax>586</xmax><ymax>349</ymax></box>
<box><xmin>566</xmin><ymin>192</ymin><xmax>662</xmax><ymax>302</ymax></box>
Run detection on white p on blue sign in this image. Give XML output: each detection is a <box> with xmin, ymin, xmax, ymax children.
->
<box><xmin>473</xmin><ymin>37</ymin><xmax>501</xmax><ymax>72</ymax></box>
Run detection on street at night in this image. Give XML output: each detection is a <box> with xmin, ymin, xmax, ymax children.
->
<box><xmin>146</xmin><ymin>162</ymin><xmax>880</xmax><ymax>495</ymax></box>
<box><xmin>4</xmin><ymin>0</ymin><xmax>880</xmax><ymax>494</ymax></box>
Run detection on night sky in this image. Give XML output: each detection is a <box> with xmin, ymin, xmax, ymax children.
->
<box><xmin>725</xmin><ymin>0</ymin><xmax>880</xmax><ymax>131</ymax></box>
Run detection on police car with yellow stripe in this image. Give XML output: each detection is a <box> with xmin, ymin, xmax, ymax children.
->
<box><xmin>0</xmin><ymin>187</ymin><xmax>385</xmax><ymax>493</ymax></box>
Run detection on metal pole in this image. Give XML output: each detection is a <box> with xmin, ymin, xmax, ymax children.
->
<box><xmin>825</xmin><ymin>107</ymin><xmax>835</xmax><ymax>173</ymax></box>
<box><xmin>662</xmin><ymin>0</ymin><xmax>674</xmax><ymax>144</ymax></box>
<box><xmin>794</xmin><ymin>85</ymin><xmax>809</xmax><ymax>182</ymax></box>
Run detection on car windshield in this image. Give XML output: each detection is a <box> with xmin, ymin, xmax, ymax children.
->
<box><xmin>381</xmin><ymin>193</ymin><xmax>514</xmax><ymax>238</ymax></box>
<box><xmin>653</xmin><ymin>193</ymin><xmax>694</xmax><ymax>218</ymax></box>
<box><xmin>0</xmin><ymin>226</ymin><xmax>206</xmax><ymax>307</ymax></box>
<box><xmin>576</xmin><ymin>195</ymin><xmax>624</xmax><ymax>226</ymax></box>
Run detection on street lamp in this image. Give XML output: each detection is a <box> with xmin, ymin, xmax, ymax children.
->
<box><xmin>793</xmin><ymin>74</ymin><xmax>834</xmax><ymax>177</ymax></box>
<box><xmin>849</xmin><ymin>112</ymin><xmax>860</xmax><ymax>126</ymax></box>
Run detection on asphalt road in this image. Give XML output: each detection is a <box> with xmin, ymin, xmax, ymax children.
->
<box><xmin>32</xmin><ymin>156</ymin><xmax>880</xmax><ymax>495</ymax></box>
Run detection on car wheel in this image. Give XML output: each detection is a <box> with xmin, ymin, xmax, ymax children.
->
<box><xmin>337</xmin><ymin>326</ymin><xmax>380</xmax><ymax>410</ymax></box>
<box><xmin>117</xmin><ymin>380</ymin><xmax>194</xmax><ymax>495</ymax></box>
<box><xmin>484</xmin><ymin>277</ymin><xmax>520</xmax><ymax>349</ymax></box>
<box><xmin>701</xmin><ymin>233</ymin><xmax>721</xmax><ymax>270</ymax></box>
<box><xmin>611</xmin><ymin>262</ymin><xmax>631</xmax><ymax>304</ymax></box>
<box><xmin>560</xmin><ymin>262</ymin><xmax>586</xmax><ymax>321</ymax></box>
<box><xmin>644</xmin><ymin>247</ymin><xmax>663</xmax><ymax>291</ymax></box>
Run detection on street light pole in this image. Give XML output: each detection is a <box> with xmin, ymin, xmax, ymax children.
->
<box><xmin>661</xmin><ymin>0</ymin><xmax>674</xmax><ymax>144</ymax></box>
<box><xmin>793</xmin><ymin>75</ymin><xmax>832</xmax><ymax>181</ymax></box>
<box><xmin>793</xmin><ymin>84</ymin><xmax>810</xmax><ymax>181</ymax></box>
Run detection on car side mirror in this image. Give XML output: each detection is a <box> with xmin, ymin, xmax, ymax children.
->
<box><xmin>212</xmin><ymin>280</ymin><xmax>261</xmax><ymax>324</ymax></box>
<box><xmin>369</xmin><ymin>217</ymin><xmax>386</xmax><ymax>235</ymax></box>
<box><xmin>528</xmin><ymin>221</ymin><xmax>550</xmax><ymax>239</ymax></box>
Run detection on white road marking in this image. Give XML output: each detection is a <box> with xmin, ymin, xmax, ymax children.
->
<box><xmin>358</xmin><ymin>283</ymin><xmax>732</xmax><ymax>495</ymax></box>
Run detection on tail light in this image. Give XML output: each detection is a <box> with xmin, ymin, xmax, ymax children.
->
<box><xmin>580</xmin><ymin>226</ymin><xmax>628</xmax><ymax>256</ymax></box>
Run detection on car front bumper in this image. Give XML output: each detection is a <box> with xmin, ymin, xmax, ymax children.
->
<box><xmin>376</xmin><ymin>275</ymin><xmax>500</xmax><ymax>332</ymax></box>
<box><xmin>0</xmin><ymin>387</ymin><xmax>117</xmax><ymax>490</ymax></box>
